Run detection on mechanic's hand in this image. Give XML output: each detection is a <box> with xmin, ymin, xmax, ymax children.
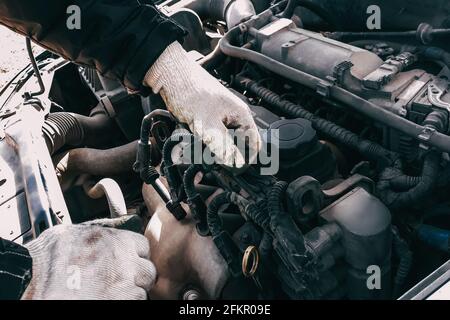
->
<box><xmin>145</xmin><ymin>41</ymin><xmax>261</xmax><ymax>169</ymax></box>
<box><xmin>21</xmin><ymin>222</ymin><xmax>156</xmax><ymax>300</ymax></box>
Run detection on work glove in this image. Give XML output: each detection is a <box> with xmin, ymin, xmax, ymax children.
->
<box><xmin>145</xmin><ymin>41</ymin><xmax>261</xmax><ymax>169</ymax></box>
<box><xmin>21</xmin><ymin>218</ymin><xmax>156</xmax><ymax>300</ymax></box>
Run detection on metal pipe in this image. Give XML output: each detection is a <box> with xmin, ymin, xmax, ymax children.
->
<box><xmin>26</xmin><ymin>37</ymin><xmax>45</xmax><ymax>97</ymax></box>
<box><xmin>186</xmin><ymin>0</ymin><xmax>256</xmax><ymax>28</ymax></box>
<box><xmin>220</xmin><ymin>25</ymin><xmax>450</xmax><ymax>154</ymax></box>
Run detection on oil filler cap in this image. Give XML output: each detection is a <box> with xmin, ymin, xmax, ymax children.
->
<box><xmin>264</xmin><ymin>118</ymin><xmax>317</xmax><ymax>160</ymax></box>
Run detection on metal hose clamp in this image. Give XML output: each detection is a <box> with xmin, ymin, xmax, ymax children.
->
<box><xmin>242</xmin><ymin>245</ymin><xmax>260</xmax><ymax>277</ymax></box>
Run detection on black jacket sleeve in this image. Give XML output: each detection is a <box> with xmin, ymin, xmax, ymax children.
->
<box><xmin>0</xmin><ymin>0</ymin><xmax>186</xmax><ymax>93</ymax></box>
<box><xmin>0</xmin><ymin>238</ymin><xmax>32</xmax><ymax>300</ymax></box>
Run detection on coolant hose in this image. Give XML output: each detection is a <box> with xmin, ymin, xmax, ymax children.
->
<box><xmin>188</xmin><ymin>0</ymin><xmax>256</xmax><ymax>28</ymax></box>
<box><xmin>378</xmin><ymin>111</ymin><xmax>444</xmax><ymax>208</ymax></box>
<box><xmin>199</xmin><ymin>0</ymin><xmax>284</xmax><ymax>70</ymax></box>
<box><xmin>199</xmin><ymin>41</ymin><xmax>227</xmax><ymax>71</ymax></box>
<box><xmin>55</xmin><ymin>141</ymin><xmax>137</xmax><ymax>178</ymax></box>
<box><xmin>252</xmin><ymin>0</ymin><xmax>272</xmax><ymax>13</ymax></box>
<box><xmin>417</xmin><ymin>224</ymin><xmax>450</xmax><ymax>254</ymax></box>
<box><xmin>237</xmin><ymin>77</ymin><xmax>398</xmax><ymax>166</ymax></box>
<box><xmin>421</xmin><ymin>47</ymin><xmax>450</xmax><ymax>69</ymax></box>
<box><xmin>221</xmin><ymin>26</ymin><xmax>450</xmax><ymax>154</ymax></box>
<box><xmin>282</xmin><ymin>0</ymin><xmax>299</xmax><ymax>18</ymax></box>
<box><xmin>377</xmin><ymin>151</ymin><xmax>440</xmax><ymax>209</ymax></box>
<box><xmin>83</xmin><ymin>178</ymin><xmax>127</xmax><ymax>218</ymax></box>
<box><xmin>281</xmin><ymin>0</ymin><xmax>337</xmax><ymax>28</ymax></box>
<box><xmin>43</xmin><ymin>106</ymin><xmax>114</xmax><ymax>155</ymax></box>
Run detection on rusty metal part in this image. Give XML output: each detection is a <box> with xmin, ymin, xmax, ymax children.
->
<box><xmin>142</xmin><ymin>179</ymin><xmax>229</xmax><ymax>300</ymax></box>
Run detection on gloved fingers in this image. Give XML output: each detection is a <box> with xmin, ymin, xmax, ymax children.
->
<box><xmin>133</xmin><ymin>257</ymin><xmax>157</xmax><ymax>292</ymax></box>
<box><xmin>123</xmin><ymin>230</ymin><xmax>151</xmax><ymax>260</ymax></box>
<box><xmin>191</xmin><ymin>119</ymin><xmax>246</xmax><ymax>168</ymax></box>
<box><xmin>230</xmin><ymin>117</ymin><xmax>262</xmax><ymax>165</ymax></box>
<box><xmin>220</xmin><ymin>96</ymin><xmax>261</xmax><ymax>164</ymax></box>
<box><xmin>126</xmin><ymin>287</ymin><xmax>148</xmax><ymax>300</ymax></box>
<box><xmin>81</xmin><ymin>215</ymin><xmax>144</xmax><ymax>233</ymax></box>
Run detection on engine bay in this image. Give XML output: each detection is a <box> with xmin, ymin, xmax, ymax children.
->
<box><xmin>1</xmin><ymin>0</ymin><xmax>450</xmax><ymax>300</ymax></box>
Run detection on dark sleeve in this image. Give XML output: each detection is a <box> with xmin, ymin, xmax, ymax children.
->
<box><xmin>0</xmin><ymin>238</ymin><xmax>32</xmax><ymax>300</ymax></box>
<box><xmin>0</xmin><ymin>0</ymin><xmax>187</xmax><ymax>93</ymax></box>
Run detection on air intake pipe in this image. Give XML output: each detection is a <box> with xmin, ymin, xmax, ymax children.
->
<box><xmin>186</xmin><ymin>0</ymin><xmax>256</xmax><ymax>28</ymax></box>
<box><xmin>42</xmin><ymin>105</ymin><xmax>115</xmax><ymax>155</ymax></box>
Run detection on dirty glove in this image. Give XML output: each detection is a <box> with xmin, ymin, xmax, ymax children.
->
<box><xmin>21</xmin><ymin>223</ymin><xmax>156</xmax><ymax>300</ymax></box>
<box><xmin>145</xmin><ymin>41</ymin><xmax>261</xmax><ymax>168</ymax></box>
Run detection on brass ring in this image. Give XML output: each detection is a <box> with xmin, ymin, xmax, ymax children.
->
<box><xmin>242</xmin><ymin>245</ymin><xmax>260</xmax><ymax>277</ymax></box>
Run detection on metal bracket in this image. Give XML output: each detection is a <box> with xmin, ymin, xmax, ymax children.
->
<box><xmin>333</xmin><ymin>61</ymin><xmax>353</xmax><ymax>85</ymax></box>
<box><xmin>418</xmin><ymin>126</ymin><xmax>437</xmax><ymax>150</ymax></box>
<box><xmin>428</xmin><ymin>82</ymin><xmax>450</xmax><ymax>113</ymax></box>
<box><xmin>316</xmin><ymin>79</ymin><xmax>335</xmax><ymax>98</ymax></box>
<box><xmin>418</xmin><ymin>126</ymin><xmax>436</xmax><ymax>142</ymax></box>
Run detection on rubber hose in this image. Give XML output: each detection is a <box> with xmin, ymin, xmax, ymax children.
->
<box><xmin>388</xmin><ymin>110</ymin><xmax>447</xmax><ymax>191</ymax></box>
<box><xmin>162</xmin><ymin>131</ymin><xmax>195</xmax><ymax>166</ymax></box>
<box><xmin>238</xmin><ymin>77</ymin><xmax>398</xmax><ymax>166</ymax></box>
<box><xmin>83</xmin><ymin>178</ymin><xmax>127</xmax><ymax>218</ymax></box>
<box><xmin>199</xmin><ymin>41</ymin><xmax>227</xmax><ymax>71</ymax></box>
<box><xmin>259</xmin><ymin>232</ymin><xmax>273</xmax><ymax>258</ymax></box>
<box><xmin>417</xmin><ymin>224</ymin><xmax>450</xmax><ymax>254</ymax></box>
<box><xmin>207</xmin><ymin>192</ymin><xmax>231</xmax><ymax>236</ymax></box>
<box><xmin>140</xmin><ymin>109</ymin><xmax>174</xmax><ymax>146</ymax></box>
<box><xmin>227</xmin><ymin>192</ymin><xmax>271</xmax><ymax>231</ymax></box>
<box><xmin>392</xmin><ymin>227</ymin><xmax>412</xmax><ymax>298</ymax></box>
<box><xmin>268</xmin><ymin>181</ymin><xmax>288</xmax><ymax>218</ymax></box>
<box><xmin>187</xmin><ymin>0</ymin><xmax>256</xmax><ymax>28</ymax></box>
<box><xmin>183</xmin><ymin>164</ymin><xmax>209</xmax><ymax>234</ymax></box>
<box><xmin>221</xmin><ymin>28</ymin><xmax>450</xmax><ymax>154</ymax></box>
<box><xmin>251</xmin><ymin>0</ymin><xmax>272</xmax><ymax>13</ymax></box>
<box><xmin>378</xmin><ymin>151</ymin><xmax>440</xmax><ymax>209</ymax></box>
<box><xmin>183</xmin><ymin>164</ymin><xmax>204</xmax><ymax>199</ymax></box>
<box><xmin>55</xmin><ymin>141</ymin><xmax>137</xmax><ymax>178</ymax></box>
<box><xmin>43</xmin><ymin>107</ymin><xmax>114</xmax><ymax>155</ymax></box>
<box><xmin>282</xmin><ymin>0</ymin><xmax>337</xmax><ymax>28</ymax></box>
<box><xmin>245</xmin><ymin>202</ymin><xmax>271</xmax><ymax>231</ymax></box>
<box><xmin>329</xmin><ymin>26</ymin><xmax>450</xmax><ymax>43</ymax></box>
<box><xmin>421</xmin><ymin>46</ymin><xmax>450</xmax><ymax>69</ymax></box>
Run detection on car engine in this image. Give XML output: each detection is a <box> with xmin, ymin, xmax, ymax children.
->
<box><xmin>1</xmin><ymin>0</ymin><xmax>450</xmax><ymax>300</ymax></box>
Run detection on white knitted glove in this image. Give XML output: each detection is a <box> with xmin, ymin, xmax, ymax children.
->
<box><xmin>145</xmin><ymin>41</ymin><xmax>261</xmax><ymax>168</ymax></box>
<box><xmin>21</xmin><ymin>223</ymin><xmax>156</xmax><ymax>300</ymax></box>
